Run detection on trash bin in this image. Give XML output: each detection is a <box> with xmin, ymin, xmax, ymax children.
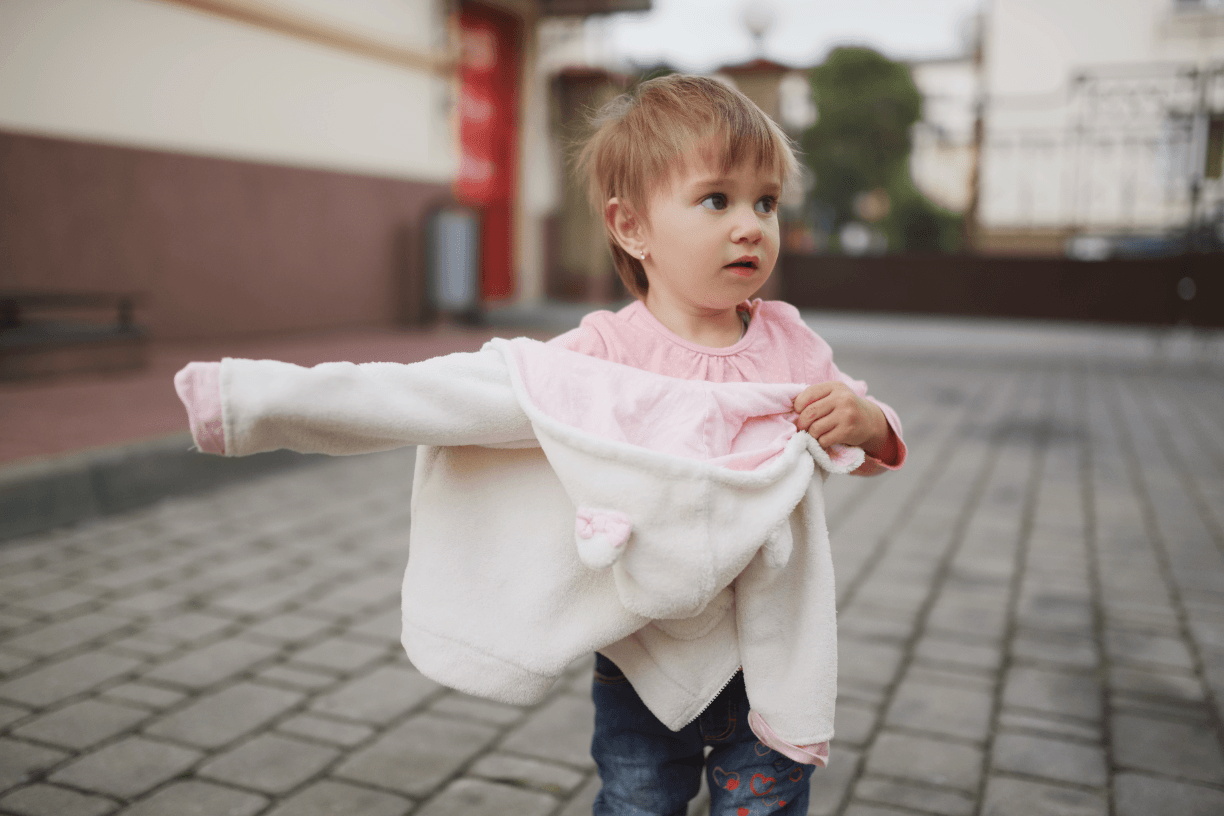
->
<box><xmin>426</xmin><ymin>206</ymin><xmax>481</xmax><ymax>321</ymax></box>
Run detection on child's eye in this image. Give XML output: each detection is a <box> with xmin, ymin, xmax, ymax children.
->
<box><xmin>700</xmin><ymin>194</ymin><xmax>727</xmax><ymax>211</ymax></box>
<box><xmin>755</xmin><ymin>197</ymin><xmax>777</xmax><ymax>215</ymax></box>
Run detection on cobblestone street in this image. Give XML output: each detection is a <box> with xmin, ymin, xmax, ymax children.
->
<box><xmin>1</xmin><ymin>316</ymin><xmax>1223</xmax><ymax>815</ymax></box>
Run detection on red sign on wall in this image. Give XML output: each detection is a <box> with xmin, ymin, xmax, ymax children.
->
<box><xmin>455</xmin><ymin>3</ymin><xmax>520</xmax><ymax>300</ymax></box>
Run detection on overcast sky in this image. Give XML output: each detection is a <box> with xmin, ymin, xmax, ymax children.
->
<box><xmin>587</xmin><ymin>0</ymin><xmax>985</xmax><ymax>71</ymax></box>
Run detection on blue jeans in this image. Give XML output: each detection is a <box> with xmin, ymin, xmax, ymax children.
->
<box><xmin>591</xmin><ymin>653</ymin><xmax>814</xmax><ymax>816</ymax></box>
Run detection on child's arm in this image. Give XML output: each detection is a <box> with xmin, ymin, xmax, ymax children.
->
<box><xmin>792</xmin><ymin>382</ymin><xmax>904</xmax><ymax>475</ymax></box>
<box><xmin>174</xmin><ymin>347</ymin><xmax>534</xmax><ymax>458</ymax></box>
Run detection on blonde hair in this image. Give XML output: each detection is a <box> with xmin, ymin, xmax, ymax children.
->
<box><xmin>577</xmin><ymin>74</ymin><xmax>800</xmax><ymax>298</ymax></box>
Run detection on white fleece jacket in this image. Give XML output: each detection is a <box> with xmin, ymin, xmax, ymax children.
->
<box><xmin>214</xmin><ymin>337</ymin><xmax>860</xmax><ymax>754</ymax></box>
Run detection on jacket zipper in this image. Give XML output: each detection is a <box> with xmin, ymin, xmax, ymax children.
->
<box><xmin>680</xmin><ymin>665</ymin><xmax>741</xmax><ymax>729</ymax></box>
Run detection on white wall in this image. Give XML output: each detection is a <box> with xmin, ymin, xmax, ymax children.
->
<box><xmin>268</xmin><ymin>0</ymin><xmax>442</xmax><ymax>50</ymax></box>
<box><xmin>0</xmin><ymin>0</ymin><xmax>457</xmax><ymax>181</ymax></box>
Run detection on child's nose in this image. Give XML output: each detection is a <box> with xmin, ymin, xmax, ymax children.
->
<box><xmin>730</xmin><ymin>206</ymin><xmax>763</xmax><ymax>242</ymax></box>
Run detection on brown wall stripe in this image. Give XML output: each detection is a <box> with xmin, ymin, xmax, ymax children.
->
<box><xmin>1</xmin><ymin>130</ymin><xmax>452</xmax><ymax>339</ymax></box>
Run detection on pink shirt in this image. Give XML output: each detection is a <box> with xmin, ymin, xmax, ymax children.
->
<box><xmin>549</xmin><ymin>299</ymin><xmax>905</xmax><ymax>475</ymax></box>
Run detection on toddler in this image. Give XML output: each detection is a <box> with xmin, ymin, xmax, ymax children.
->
<box><xmin>175</xmin><ymin>74</ymin><xmax>904</xmax><ymax>816</ymax></box>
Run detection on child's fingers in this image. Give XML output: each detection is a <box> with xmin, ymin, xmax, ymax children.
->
<box><xmin>793</xmin><ymin>382</ymin><xmax>835</xmax><ymax>414</ymax></box>
<box><xmin>794</xmin><ymin>396</ymin><xmax>834</xmax><ymax>432</ymax></box>
<box><xmin>805</xmin><ymin>415</ymin><xmax>846</xmax><ymax>448</ymax></box>
<box><xmin>807</xmin><ymin>402</ymin><xmax>872</xmax><ymax>448</ymax></box>
<box><xmin>796</xmin><ymin>385</ymin><xmax>883</xmax><ymax>450</ymax></box>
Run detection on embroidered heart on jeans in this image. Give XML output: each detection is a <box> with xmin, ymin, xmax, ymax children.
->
<box><xmin>712</xmin><ymin>766</ymin><xmax>740</xmax><ymax>791</ymax></box>
<box><xmin>750</xmin><ymin>773</ymin><xmax>776</xmax><ymax>795</ymax></box>
<box><xmin>737</xmin><ymin>809</ymin><xmax>749</xmax><ymax>816</ymax></box>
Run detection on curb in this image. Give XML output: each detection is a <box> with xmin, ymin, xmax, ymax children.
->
<box><xmin>0</xmin><ymin>433</ymin><xmax>327</xmax><ymax>542</ymax></box>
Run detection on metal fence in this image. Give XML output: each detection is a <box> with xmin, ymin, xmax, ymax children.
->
<box><xmin>981</xmin><ymin>63</ymin><xmax>1224</xmax><ymax>250</ymax></box>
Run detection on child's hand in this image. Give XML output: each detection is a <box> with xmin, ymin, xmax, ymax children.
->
<box><xmin>793</xmin><ymin>382</ymin><xmax>891</xmax><ymax>457</ymax></box>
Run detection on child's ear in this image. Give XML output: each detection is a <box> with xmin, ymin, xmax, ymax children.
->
<box><xmin>605</xmin><ymin>198</ymin><xmax>646</xmax><ymax>259</ymax></box>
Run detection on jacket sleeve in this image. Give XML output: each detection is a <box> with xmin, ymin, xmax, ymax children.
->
<box><xmin>217</xmin><ymin>345</ymin><xmax>534</xmax><ymax>457</ymax></box>
<box><xmin>175</xmin><ymin>362</ymin><xmax>226</xmax><ymax>454</ymax></box>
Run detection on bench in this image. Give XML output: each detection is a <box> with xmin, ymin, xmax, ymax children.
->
<box><xmin>0</xmin><ymin>291</ymin><xmax>149</xmax><ymax>381</ymax></box>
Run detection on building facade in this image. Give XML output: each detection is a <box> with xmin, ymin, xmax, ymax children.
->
<box><xmin>976</xmin><ymin>0</ymin><xmax>1224</xmax><ymax>255</ymax></box>
<box><xmin>0</xmin><ymin>0</ymin><xmax>646</xmax><ymax>339</ymax></box>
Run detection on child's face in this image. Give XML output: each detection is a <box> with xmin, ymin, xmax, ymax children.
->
<box><xmin>640</xmin><ymin>149</ymin><xmax>781</xmax><ymax>314</ymax></box>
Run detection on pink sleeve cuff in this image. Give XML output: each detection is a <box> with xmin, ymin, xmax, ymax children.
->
<box><xmin>747</xmin><ymin>710</ymin><xmax>829</xmax><ymax>767</ymax></box>
<box><xmin>854</xmin><ymin>396</ymin><xmax>906</xmax><ymax>476</ymax></box>
<box><xmin>173</xmin><ymin>362</ymin><xmax>226</xmax><ymax>455</ymax></box>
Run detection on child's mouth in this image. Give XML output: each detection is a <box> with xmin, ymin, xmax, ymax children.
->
<box><xmin>726</xmin><ymin>258</ymin><xmax>759</xmax><ymax>274</ymax></box>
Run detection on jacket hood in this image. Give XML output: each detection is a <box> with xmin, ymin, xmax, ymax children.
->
<box><xmin>491</xmin><ymin>338</ymin><xmax>862</xmax><ymax>619</ymax></box>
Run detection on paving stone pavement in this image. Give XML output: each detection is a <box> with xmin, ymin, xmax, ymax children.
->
<box><xmin>2</xmin><ymin>316</ymin><xmax>1224</xmax><ymax>815</ymax></box>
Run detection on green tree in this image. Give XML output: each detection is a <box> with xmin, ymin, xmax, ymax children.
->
<box><xmin>801</xmin><ymin>46</ymin><xmax>961</xmax><ymax>252</ymax></box>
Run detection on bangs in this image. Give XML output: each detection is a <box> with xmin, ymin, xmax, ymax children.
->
<box><xmin>691</xmin><ymin>122</ymin><xmax>793</xmax><ymax>189</ymax></box>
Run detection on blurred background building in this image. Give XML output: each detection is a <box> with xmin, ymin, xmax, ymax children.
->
<box><xmin>0</xmin><ymin>0</ymin><xmax>647</xmax><ymax>349</ymax></box>
<box><xmin>975</xmin><ymin>0</ymin><xmax>1224</xmax><ymax>258</ymax></box>
<box><xmin>1</xmin><ymin>0</ymin><xmax>1220</xmax><ymax>362</ymax></box>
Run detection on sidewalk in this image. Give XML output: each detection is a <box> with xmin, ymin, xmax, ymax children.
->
<box><xmin>0</xmin><ymin>318</ymin><xmax>555</xmax><ymax>540</ymax></box>
<box><xmin>1</xmin><ymin>307</ymin><xmax>1223</xmax><ymax>815</ymax></box>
